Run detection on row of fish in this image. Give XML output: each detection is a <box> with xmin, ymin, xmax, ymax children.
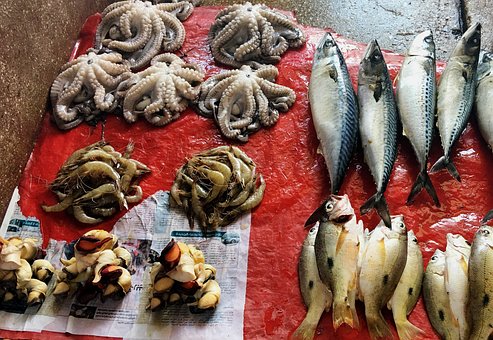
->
<box><xmin>424</xmin><ymin>228</ymin><xmax>493</xmax><ymax>340</ymax></box>
<box><xmin>309</xmin><ymin>24</ymin><xmax>484</xmax><ymax>228</ymax></box>
<box><xmin>293</xmin><ymin>194</ymin><xmax>424</xmax><ymax>340</ymax></box>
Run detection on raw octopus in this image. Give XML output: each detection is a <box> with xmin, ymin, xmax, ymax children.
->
<box><xmin>42</xmin><ymin>141</ymin><xmax>150</xmax><ymax>224</ymax></box>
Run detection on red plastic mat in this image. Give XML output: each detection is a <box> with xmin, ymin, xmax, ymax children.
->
<box><xmin>5</xmin><ymin>6</ymin><xmax>492</xmax><ymax>340</ymax></box>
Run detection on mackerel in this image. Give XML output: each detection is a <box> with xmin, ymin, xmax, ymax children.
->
<box><xmin>396</xmin><ymin>30</ymin><xmax>440</xmax><ymax>206</ymax></box>
<box><xmin>309</xmin><ymin>32</ymin><xmax>359</xmax><ymax>194</ymax></box>
<box><xmin>431</xmin><ymin>23</ymin><xmax>481</xmax><ymax>181</ymax></box>
<box><xmin>358</xmin><ymin>40</ymin><xmax>398</xmax><ymax>229</ymax></box>
<box><xmin>475</xmin><ymin>52</ymin><xmax>493</xmax><ymax>223</ymax></box>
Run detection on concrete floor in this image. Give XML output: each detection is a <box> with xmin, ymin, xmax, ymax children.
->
<box><xmin>0</xmin><ymin>0</ymin><xmax>491</xmax><ymax>219</ymax></box>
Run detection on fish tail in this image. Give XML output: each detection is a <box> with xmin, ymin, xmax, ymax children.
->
<box><xmin>291</xmin><ymin>317</ymin><xmax>317</xmax><ymax>340</ymax></box>
<box><xmin>430</xmin><ymin>156</ymin><xmax>461</xmax><ymax>182</ymax></box>
<box><xmin>332</xmin><ymin>300</ymin><xmax>359</xmax><ymax>330</ymax></box>
<box><xmin>395</xmin><ymin>319</ymin><xmax>425</xmax><ymax>340</ymax></box>
<box><xmin>360</xmin><ymin>192</ymin><xmax>391</xmax><ymax>229</ymax></box>
<box><xmin>482</xmin><ymin>209</ymin><xmax>493</xmax><ymax>223</ymax></box>
<box><xmin>407</xmin><ymin>169</ymin><xmax>440</xmax><ymax>207</ymax></box>
<box><xmin>366</xmin><ymin>311</ymin><xmax>393</xmax><ymax>340</ymax></box>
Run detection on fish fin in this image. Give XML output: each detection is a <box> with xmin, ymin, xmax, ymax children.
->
<box><xmin>335</xmin><ymin>228</ymin><xmax>348</xmax><ymax>255</ymax></box>
<box><xmin>460</xmin><ymin>255</ymin><xmax>468</xmax><ymax>274</ymax></box>
<box><xmin>333</xmin><ymin>299</ymin><xmax>358</xmax><ymax>331</ymax></box>
<box><xmin>305</xmin><ymin>201</ymin><xmax>327</xmax><ymax>227</ymax></box>
<box><xmin>482</xmin><ymin>209</ymin><xmax>493</xmax><ymax>224</ymax></box>
<box><xmin>406</xmin><ymin>170</ymin><xmax>440</xmax><ymax>207</ymax></box>
<box><xmin>430</xmin><ymin>156</ymin><xmax>461</xmax><ymax>182</ymax></box>
<box><xmin>373</xmin><ymin>81</ymin><xmax>383</xmax><ymax>102</ymax></box>
<box><xmin>360</xmin><ymin>192</ymin><xmax>391</xmax><ymax>228</ymax></box>
<box><xmin>395</xmin><ymin>320</ymin><xmax>425</xmax><ymax>340</ymax></box>
<box><xmin>328</xmin><ymin>65</ymin><xmax>338</xmax><ymax>81</ymax></box>
<box><xmin>366</xmin><ymin>311</ymin><xmax>393</xmax><ymax>340</ymax></box>
<box><xmin>291</xmin><ymin>317</ymin><xmax>318</xmax><ymax>340</ymax></box>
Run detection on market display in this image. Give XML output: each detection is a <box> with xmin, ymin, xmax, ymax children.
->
<box><xmin>387</xmin><ymin>230</ymin><xmax>424</xmax><ymax>340</ymax></box>
<box><xmin>147</xmin><ymin>239</ymin><xmax>220</xmax><ymax>312</ymax></box>
<box><xmin>311</xmin><ymin>195</ymin><xmax>361</xmax><ymax>331</ymax></box>
<box><xmin>395</xmin><ymin>30</ymin><xmax>439</xmax><ymax>207</ymax></box>
<box><xmin>292</xmin><ymin>225</ymin><xmax>332</xmax><ymax>340</ymax></box>
<box><xmin>117</xmin><ymin>53</ymin><xmax>204</xmax><ymax>126</ymax></box>
<box><xmin>50</xmin><ymin>50</ymin><xmax>131</xmax><ymax>130</ymax></box>
<box><xmin>53</xmin><ymin>230</ymin><xmax>132</xmax><ymax>303</ymax></box>
<box><xmin>94</xmin><ymin>0</ymin><xmax>194</xmax><ymax>69</ymax></box>
<box><xmin>309</xmin><ymin>32</ymin><xmax>358</xmax><ymax>195</ymax></box>
<box><xmin>431</xmin><ymin>23</ymin><xmax>482</xmax><ymax>181</ymax></box>
<box><xmin>208</xmin><ymin>2</ymin><xmax>305</xmax><ymax>67</ymax></box>
<box><xmin>358</xmin><ymin>40</ymin><xmax>398</xmax><ymax>229</ymax></box>
<box><xmin>197</xmin><ymin>65</ymin><xmax>296</xmax><ymax>141</ymax></box>
<box><xmin>0</xmin><ymin>237</ymin><xmax>51</xmax><ymax>307</ymax></box>
<box><xmin>42</xmin><ymin>141</ymin><xmax>150</xmax><ymax>224</ymax></box>
<box><xmin>170</xmin><ymin>146</ymin><xmax>265</xmax><ymax>231</ymax></box>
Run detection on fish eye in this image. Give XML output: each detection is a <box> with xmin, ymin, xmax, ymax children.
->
<box><xmin>465</xmin><ymin>240</ymin><xmax>471</xmax><ymax>246</ymax></box>
<box><xmin>424</xmin><ymin>36</ymin><xmax>433</xmax><ymax>43</ymax></box>
<box><xmin>399</xmin><ymin>222</ymin><xmax>405</xmax><ymax>229</ymax></box>
<box><xmin>472</xmin><ymin>37</ymin><xmax>479</xmax><ymax>44</ymax></box>
<box><xmin>431</xmin><ymin>255</ymin><xmax>438</xmax><ymax>261</ymax></box>
<box><xmin>482</xmin><ymin>229</ymin><xmax>490</xmax><ymax>236</ymax></box>
<box><xmin>413</xmin><ymin>237</ymin><xmax>418</xmax><ymax>243</ymax></box>
<box><xmin>310</xmin><ymin>227</ymin><xmax>317</xmax><ymax>233</ymax></box>
<box><xmin>326</xmin><ymin>203</ymin><xmax>334</xmax><ymax>211</ymax></box>
<box><xmin>372</xmin><ymin>54</ymin><xmax>381</xmax><ymax>62</ymax></box>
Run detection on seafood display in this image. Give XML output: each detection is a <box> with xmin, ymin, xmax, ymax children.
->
<box><xmin>309</xmin><ymin>33</ymin><xmax>359</xmax><ymax>194</ymax></box>
<box><xmin>42</xmin><ymin>141</ymin><xmax>150</xmax><ymax>224</ymax></box>
<box><xmin>292</xmin><ymin>225</ymin><xmax>332</xmax><ymax>340</ymax></box>
<box><xmin>423</xmin><ymin>249</ymin><xmax>460</xmax><ymax>339</ymax></box>
<box><xmin>0</xmin><ymin>237</ymin><xmax>52</xmax><ymax>307</ymax></box>
<box><xmin>310</xmin><ymin>195</ymin><xmax>361</xmax><ymax>331</ymax></box>
<box><xmin>431</xmin><ymin>23</ymin><xmax>481</xmax><ymax>181</ymax></box>
<box><xmin>359</xmin><ymin>215</ymin><xmax>408</xmax><ymax>339</ymax></box>
<box><xmin>208</xmin><ymin>2</ymin><xmax>305</xmax><ymax>67</ymax></box>
<box><xmin>53</xmin><ymin>230</ymin><xmax>132</xmax><ymax>303</ymax></box>
<box><xmin>358</xmin><ymin>40</ymin><xmax>398</xmax><ymax>229</ymax></box>
<box><xmin>117</xmin><ymin>53</ymin><xmax>204</xmax><ymax>126</ymax></box>
<box><xmin>170</xmin><ymin>146</ymin><xmax>265</xmax><ymax>231</ymax></box>
<box><xmin>95</xmin><ymin>0</ymin><xmax>194</xmax><ymax>69</ymax></box>
<box><xmin>468</xmin><ymin>225</ymin><xmax>493</xmax><ymax>340</ymax></box>
<box><xmin>197</xmin><ymin>65</ymin><xmax>295</xmax><ymax>142</ymax></box>
<box><xmin>148</xmin><ymin>239</ymin><xmax>220</xmax><ymax>313</ymax></box>
<box><xmin>396</xmin><ymin>30</ymin><xmax>439</xmax><ymax>206</ymax></box>
<box><xmin>50</xmin><ymin>50</ymin><xmax>131</xmax><ymax>130</ymax></box>
<box><xmin>387</xmin><ymin>230</ymin><xmax>424</xmax><ymax>340</ymax></box>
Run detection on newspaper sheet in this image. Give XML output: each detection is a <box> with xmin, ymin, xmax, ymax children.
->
<box><xmin>0</xmin><ymin>189</ymin><xmax>250</xmax><ymax>339</ymax></box>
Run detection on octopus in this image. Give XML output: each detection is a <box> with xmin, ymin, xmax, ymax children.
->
<box><xmin>117</xmin><ymin>53</ymin><xmax>204</xmax><ymax>126</ymax></box>
<box><xmin>50</xmin><ymin>49</ymin><xmax>131</xmax><ymax>130</ymax></box>
<box><xmin>197</xmin><ymin>64</ymin><xmax>296</xmax><ymax>142</ymax></box>
<box><xmin>95</xmin><ymin>0</ymin><xmax>194</xmax><ymax>69</ymax></box>
<box><xmin>153</xmin><ymin>0</ymin><xmax>201</xmax><ymax>6</ymax></box>
<box><xmin>209</xmin><ymin>2</ymin><xmax>306</xmax><ymax>67</ymax></box>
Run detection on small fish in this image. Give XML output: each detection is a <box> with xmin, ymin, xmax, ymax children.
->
<box><xmin>359</xmin><ymin>215</ymin><xmax>408</xmax><ymax>339</ymax></box>
<box><xmin>431</xmin><ymin>23</ymin><xmax>481</xmax><ymax>181</ymax></box>
<box><xmin>292</xmin><ymin>225</ymin><xmax>332</xmax><ymax>340</ymax></box>
<box><xmin>358</xmin><ymin>40</ymin><xmax>398</xmax><ymax>229</ymax></box>
<box><xmin>467</xmin><ymin>225</ymin><xmax>493</xmax><ymax>340</ymax></box>
<box><xmin>423</xmin><ymin>249</ymin><xmax>460</xmax><ymax>339</ymax></box>
<box><xmin>309</xmin><ymin>32</ymin><xmax>359</xmax><ymax>194</ymax></box>
<box><xmin>396</xmin><ymin>30</ymin><xmax>439</xmax><ymax>206</ymax></box>
<box><xmin>475</xmin><ymin>52</ymin><xmax>493</xmax><ymax>223</ymax></box>
<box><xmin>387</xmin><ymin>230</ymin><xmax>425</xmax><ymax>340</ymax></box>
<box><xmin>309</xmin><ymin>194</ymin><xmax>362</xmax><ymax>331</ymax></box>
<box><xmin>444</xmin><ymin>233</ymin><xmax>471</xmax><ymax>339</ymax></box>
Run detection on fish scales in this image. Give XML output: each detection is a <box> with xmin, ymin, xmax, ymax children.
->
<box><xmin>309</xmin><ymin>32</ymin><xmax>358</xmax><ymax>194</ymax></box>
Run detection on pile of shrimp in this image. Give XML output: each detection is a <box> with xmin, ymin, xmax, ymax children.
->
<box><xmin>171</xmin><ymin>146</ymin><xmax>266</xmax><ymax>232</ymax></box>
<box><xmin>42</xmin><ymin>141</ymin><xmax>150</xmax><ymax>224</ymax></box>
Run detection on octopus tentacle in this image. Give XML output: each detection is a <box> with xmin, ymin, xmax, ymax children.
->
<box><xmin>166</xmin><ymin>76</ymin><xmax>188</xmax><ymax>111</ymax></box>
<box><xmin>257</xmin><ymin>78</ymin><xmax>296</xmax><ymax>111</ymax></box>
<box><xmin>151</xmin><ymin>52</ymin><xmax>181</xmax><ymax>65</ymax></box>
<box><xmin>118</xmin><ymin>7</ymin><xmax>137</xmax><ymax>39</ymax></box>
<box><xmin>98</xmin><ymin>59</ymin><xmax>130</xmax><ymax>76</ymax></box>
<box><xmin>155</xmin><ymin>2</ymin><xmax>193</xmax><ymax>21</ymax></box>
<box><xmin>110</xmin><ymin>14</ymin><xmax>152</xmax><ymax>52</ymax></box>
<box><xmin>58</xmin><ymin>74</ymin><xmax>85</xmax><ymax>104</ymax></box>
<box><xmin>252</xmin><ymin>65</ymin><xmax>278</xmax><ymax>81</ymax></box>
<box><xmin>159</xmin><ymin>12</ymin><xmax>185</xmax><ymax>51</ymax></box>
<box><xmin>101</xmin><ymin>1</ymin><xmax>129</xmax><ymax>17</ymax></box>
<box><xmin>170</xmin><ymin>74</ymin><xmax>197</xmax><ymax>100</ymax></box>
<box><xmin>86</xmin><ymin>68</ymin><xmax>112</xmax><ymax>111</ymax></box>
<box><xmin>144</xmin><ymin>107</ymin><xmax>176</xmax><ymax>126</ymax></box>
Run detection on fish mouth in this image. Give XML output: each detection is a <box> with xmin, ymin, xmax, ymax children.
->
<box><xmin>332</xmin><ymin>214</ymin><xmax>353</xmax><ymax>224</ymax></box>
<box><xmin>316</xmin><ymin>32</ymin><xmax>336</xmax><ymax>56</ymax></box>
<box><xmin>362</xmin><ymin>39</ymin><xmax>380</xmax><ymax>60</ymax></box>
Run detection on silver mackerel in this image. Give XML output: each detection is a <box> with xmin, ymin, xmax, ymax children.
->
<box><xmin>396</xmin><ymin>30</ymin><xmax>439</xmax><ymax>206</ymax></box>
<box><xmin>309</xmin><ymin>32</ymin><xmax>359</xmax><ymax>194</ymax></box>
<box><xmin>358</xmin><ymin>40</ymin><xmax>398</xmax><ymax>229</ymax></box>
<box><xmin>431</xmin><ymin>23</ymin><xmax>481</xmax><ymax>181</ymax></box>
